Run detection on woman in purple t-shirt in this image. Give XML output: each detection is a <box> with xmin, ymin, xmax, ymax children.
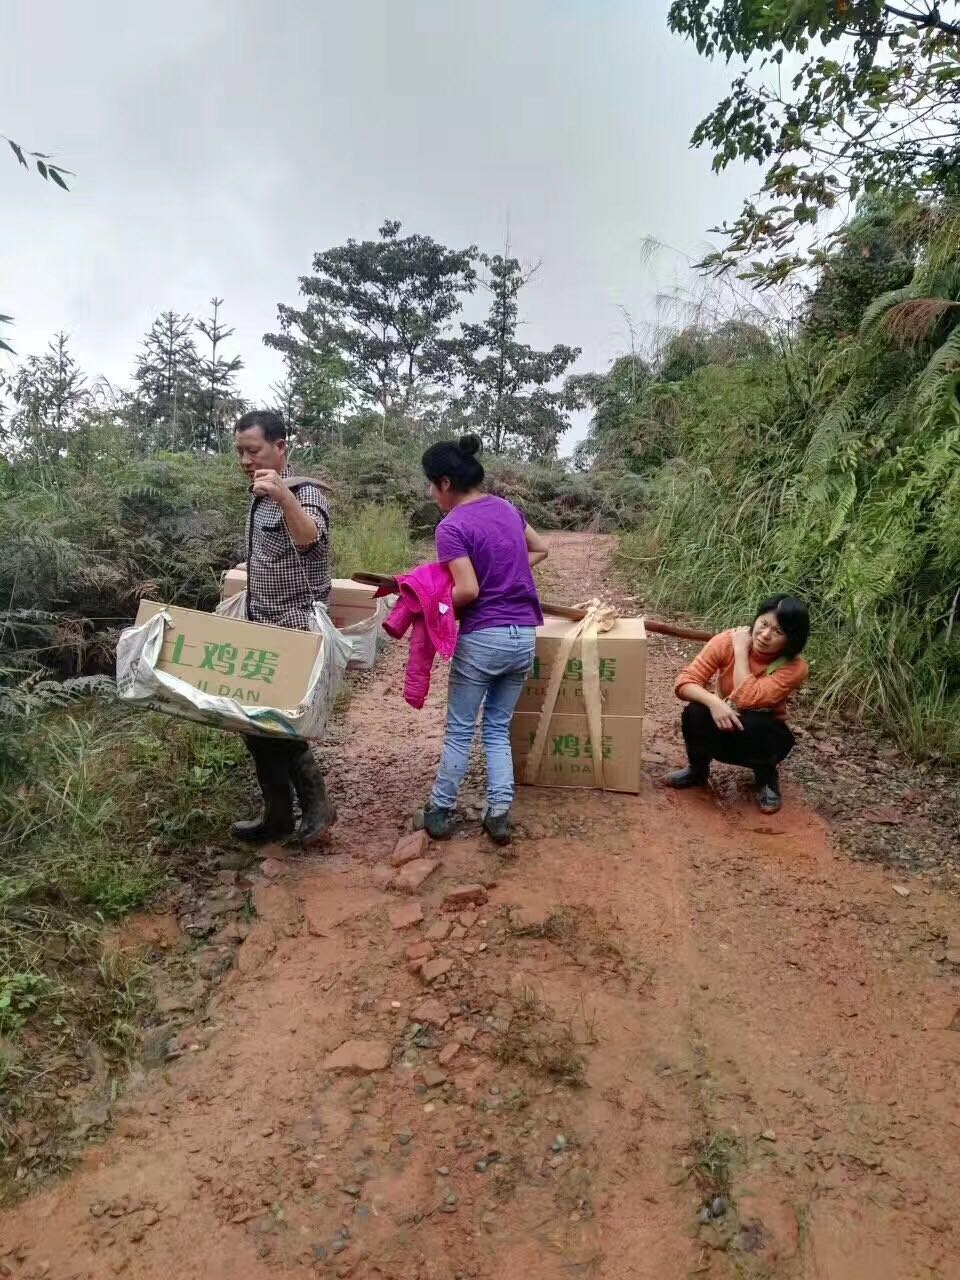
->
<box><xmin>419</xmin><ymin>434</ymin><xmax>548</xmax><ymax>846</ymax></box>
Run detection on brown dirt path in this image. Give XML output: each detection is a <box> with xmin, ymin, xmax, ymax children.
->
<box><xmin>3</xmin><ymin>532</ymin><xmax>960</xmax><ymax>1280</ymax></box>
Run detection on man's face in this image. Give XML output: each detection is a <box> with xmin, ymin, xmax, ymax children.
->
<box><xmin>234</xmin><ymin>427</ymin><xmax>287</xmax><ymax>480</ymax></box>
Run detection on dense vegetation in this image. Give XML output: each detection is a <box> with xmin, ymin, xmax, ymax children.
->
<box><xmin>601</xmin><ymin>202</ymin><xmax>960</xmax><ymax>760</ymax></box>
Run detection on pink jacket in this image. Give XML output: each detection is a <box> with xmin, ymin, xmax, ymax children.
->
<box><xmin>381</xmin><ymin>563</ymin><xmax>458</xmax><ymax>709</ymax></box>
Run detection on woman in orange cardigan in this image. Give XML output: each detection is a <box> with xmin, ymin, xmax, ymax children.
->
<box><xmin>664</xmin><ymin>595</ymin><xmax>810</xmax><ymax>814</ymax></box>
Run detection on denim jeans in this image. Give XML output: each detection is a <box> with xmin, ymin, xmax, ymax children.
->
<box><xmin>430</xmin><ymin>625</ymin><xmax>536</xmax><ymax>817</ymax></box>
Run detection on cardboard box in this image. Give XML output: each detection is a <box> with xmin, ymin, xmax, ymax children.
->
<box><xmin>517</xmin><ymin>616</ymin><xmax>646</xmax><ymax>717</ymax></box>
<box><xmin>134</xmin><ymin>600</ymin><xmax>321</xmax><ymax>709</ymax></box>
<box><xmin>220</xmin><ymin>567</ymin><xmax>247</xmax><ymax>601</ymax></box>
<box><xmin>511</xmin><ymin>711</ymin><xmax>643</xmax><ymax>794</ymax></box>
<box><xmin>327</xmin><ymin>578</ymin><xmax>380</xmax><ymax>630</ymax></box>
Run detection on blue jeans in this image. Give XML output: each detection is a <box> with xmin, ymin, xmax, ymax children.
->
<box><xmin>430</xmin><ymin>626</ymin><xmax>536</xmax><ymax>817</ymax></box>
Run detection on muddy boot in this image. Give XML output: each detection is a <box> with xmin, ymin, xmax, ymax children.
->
<box><xmin>231</xmin><ymin>738</ymin><xmax>296</xmax><ymax>843</ymax></box>
<box><xmin>291</xmin><ymin>749</ymin><xmax>336</xmax><ymax>846</ymax></box>
<box><xmin>417</xmin><ymin>803</ymin><xmax>456</xmax><ymax>840</ymax></box>
<box><xmin>482</xmin><ymin>809</ymin><xmax>512</xmax><ymax>847</ymax></box>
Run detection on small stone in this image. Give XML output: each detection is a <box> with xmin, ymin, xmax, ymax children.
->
<box><xmin>389</xmin><ymin>900</ymin><xmax>424</xmax><ymax>930</ymax></box>
<box><xmin>394</xmin><ymin>859</ymin><xmax>440</xmax><ymax>894</ymax></box>
<box><xmin>450</xmin><ymin>925</ymin><xmax>467</xmax><ymax>941</ymax></box>
<box><xmin>421</xmin><ymin>957</ymin><xmax>454</xmax><ymax>984</ymax></box>
<box><xmin>390</xmin><ymin>830</ymin><xmax>430</xmax><ymax>868</ymax></box>
<box><xmin>453</xmin><ymin>1024</ymin><xmax>477</xmax><ymax>1044</ymax></box>
<box><xmin>422</xmin><ymin>1067</ymin><xmax>447</xmax><ymax>1088</ymax></box>
<box><xmin>711</xmin><ymin>1196</ymin><xmax>728</xmax><ymax>1217</ymax></box>
<box><xmin>892</xmin><ymin>884</ymin><xmax>910</xmax><ymax>898</ymax></box>
<box><xmin>438</xmin><ymin>1041</ymin><xmax>461</xmax><ymax>1066</ymax></box>
<box><xmin>944</xmin><ymin>950</ymin><xmax>960</xmax><ymax>967</ymax></box>
<box><xmin>549</xmin><ymin>1155</ymin><xmax>563</xmax><ymax>1169</ymax></box>
<box><xmin>426</xmin><ymin>920</ymin><xmax>452</xmax><ymax>942</ymax></box>
<box><xmin>444</xmin><ymin>884</ymin><xmax>488</xmax><ymax>910</ymax></box>
<box><xmin>322</xmin><ymin>1039</ymin><xmax>392</xmax><ymax>1073</ymax></box>
<box><xmin>760</xmin><ymin>1129</ymin><xmax>777</xmax><ymax>1143</ymax></box>
<box><xmin>406</xmin><ymin>940</ymin><xmax>436</xmax><ymax>962</ymax></box>
<box><xmin>396</xmin><ymin>1132</ymin><xmax>413</xmax><ymax>1146</ymax></box>
<box><xmin>551</xmin><ymin>1135</ymin><xmax>568</xmax><ymax>1152</ymax></box>
<box><xmin>260</xmin><ymin>857</ymin><xmax>286</xmax><ymax>879</ymax></box>
<box><xmin>412</xmin><ymin>998</ymin><xmax>450</xmax><ymax>1027</ymax></box>
<box><xmin>698</xmin><ymin>1207</ymin><xmax>712</xmax><ymax>1225</ymax></box>
<box><xmin>459</xmin><ymin>911</ymin><xmax>479</xmax><ymax>929</ymax></box>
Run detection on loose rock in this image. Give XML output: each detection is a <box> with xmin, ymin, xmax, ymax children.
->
<box><xmin>444</xmin><ymin>884</ymin><xmax>488</xmax><ymax>910</ymax></box>
<box><xmin>394</xmin><ymin>859</ymin><xmax>440</xmax><ymax>893</ymax></box>
<box><xmin>389</xmin><ymin>900</ymin><xmax>425</xmax><ymax>930</ymax></box>
<box><xmin>390</xmin><ymin>830</ymin><xmax>430</xmax><ymax>868</ymax></box>
<box><xmin>322</xmin><ymin>1040</ymin><xmax>392</xmax><ymax>1073</ymax></box>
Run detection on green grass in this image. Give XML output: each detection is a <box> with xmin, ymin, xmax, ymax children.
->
<box><xmin>0</xmin><ymin>700</ymin><xmax>247</xmax><ymax>1199</ymax></box>
<box><xmin>333</xmin><ymin>499</ymin><xmax>418</xmax><ymax>577</ymax></box>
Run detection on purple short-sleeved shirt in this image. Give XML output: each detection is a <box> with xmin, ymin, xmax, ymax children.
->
<box><xmin>435</xmin><ymin>495</ymin><xmax>544</xmax><ymax>635</ymax></box>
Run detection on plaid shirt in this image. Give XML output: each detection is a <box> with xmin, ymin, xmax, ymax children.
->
<box><xmin>245</xmin><ymin>471</ymin><xmax>331</xmax><ymax>631</ymax></box>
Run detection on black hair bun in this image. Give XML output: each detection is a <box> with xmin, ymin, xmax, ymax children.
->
<box><xmin>458</xmin><ymin>433</ymin><xmax>482</xmax><ymax>457</ymax></box>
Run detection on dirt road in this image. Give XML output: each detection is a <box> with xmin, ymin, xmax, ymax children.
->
<box><xmin>3</xmin><ymin>533</ymin><xmax>960</xmax><ymax>1279</ymax></box>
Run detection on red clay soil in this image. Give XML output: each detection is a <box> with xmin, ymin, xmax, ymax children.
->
<box><xmin>3</xmin><ymin>533</ymin><xmax>960</xmax><ymax>1280</ymax></box>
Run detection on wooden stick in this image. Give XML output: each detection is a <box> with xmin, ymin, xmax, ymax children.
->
<box><xmin>350</xmin><ymin>573</ymin><xmax>714</xmax><ymax>642</ymax></box>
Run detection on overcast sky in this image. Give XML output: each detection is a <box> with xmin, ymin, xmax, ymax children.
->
<box><xmin>2</xmin><ymin>0</ymin><xmax>759</xmax><ymax>448</ymax></box>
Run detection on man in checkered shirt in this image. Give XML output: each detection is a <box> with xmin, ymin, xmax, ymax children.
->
<box><xmin>230</xmin><ymin>409</ymin><xmax>334</xmax><ymax>846</ymax></box>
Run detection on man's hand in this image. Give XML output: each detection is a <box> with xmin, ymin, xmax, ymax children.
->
<box><xmin>731</xmin><ymin>625</ymin><xmax>752</xmax><ymax>656</ymax></box>
<box><xmin>252</xmin><ymin>469</ymin><xmax>288</xmax><ymax>502</ymax></box>
<box><xmin>710</xmin><ymin>696</ymin><xmax>743</xmax><ymax>732</ymax></box>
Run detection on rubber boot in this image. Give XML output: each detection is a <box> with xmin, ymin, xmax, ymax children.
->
<box><xmin>231</xmin><ymin>738</ymin><xmax>296</xmax><ymax>843</ymax></box>
<box><xmin>291</xmin><ymin>749</ymin><xmax>336</xmax><ymax>845</ymax></box>
<box><xmin>754</xmin><ymin>765</ymin><xmax>782</xmax><ymax>815</ymax></box>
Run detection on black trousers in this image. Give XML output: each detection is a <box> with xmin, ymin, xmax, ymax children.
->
<box><xmin>681</xmin><ymin>702</ymin><xmax>794</xmax><ymax>787</ymax></box>
<box><xmin>242</xmin><ymin>735</ymin><xmax>308</xmax><ymax>791</ymax></box>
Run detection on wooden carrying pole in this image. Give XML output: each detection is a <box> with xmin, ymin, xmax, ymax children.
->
<box><xmin>350</xmin><ymin>573</ymin><xmax>713</xmax><ymax>643</ymax></box>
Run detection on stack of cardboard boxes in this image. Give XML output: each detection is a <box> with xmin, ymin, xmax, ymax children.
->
<box><xmin>510</xmin><ymin>615</ymin><xmax>646</xmax><ymax>794</ymax></box>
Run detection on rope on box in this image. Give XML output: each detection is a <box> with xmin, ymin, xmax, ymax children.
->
<box><xmin>523</xmin><ymin>600</ymin><xmax>618</xmax><ymax>791</ymax></box>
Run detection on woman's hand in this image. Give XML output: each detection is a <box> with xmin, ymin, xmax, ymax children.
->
<box><xmin>731</xmin><ymin>625</ymin><xmax>752</xmax><ymax>656</ymax></box>
<box><xmin>710</xmin><ymin>695</ymin><xmax>743</xmax><ymax>732</ymax></box>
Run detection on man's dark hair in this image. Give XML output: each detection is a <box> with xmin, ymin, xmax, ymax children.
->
<box><xmin>234</xmin><ymin>409</ymin><xmax>286</xmax><ymax>442</ymax></box>
<box><xmin>754</xmin><ymin>594</ymin><xmax>810</xmax><ymax>659</ymax></box>
<box><xmin>421</xmin><ymin>433</ymin><xmax>485</xmax><ymax>493</ymax></box>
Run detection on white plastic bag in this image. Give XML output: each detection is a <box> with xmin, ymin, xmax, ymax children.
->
<box><xmin>116</xmin><ymin>603</ymin><xmax>350</xmax><ymax>740</ymax></box>
<box><xmin>215</xmin><ymin>589</ymin><xmax>390</xmax><ymax>671</ymax></box>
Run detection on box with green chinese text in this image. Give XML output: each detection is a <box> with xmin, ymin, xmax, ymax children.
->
<box><xmin>133</xmin><ymin>600</ymin><xmax>322</xmax><ymax>710</ymax></box>
<box><xmin>516</xmin><ymin>616</ymin><xmax>646</xmax><ymax>717</ymax></box>
<box><xmin>510</xmin><ymin>711</ymin><xmax>643</xmax><ymax>794</ymax></box>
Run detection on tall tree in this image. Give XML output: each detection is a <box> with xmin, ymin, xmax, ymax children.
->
<box><xmin>195</xmin><ymin>297</ymin><xmax>244</xmax><ymax>451</ymax></box>
<box><xmin>569</xmin><ymin>353</ymin><xmax>653</xmax><ymax>471</ymax></box>
<box><xmin>8</xmin><ymin>332</ymin><xmax>89</xmax><ymax>464</ymax></box>
<box><xmin>451</xmin><ymin>254</ymin><xmax>580</xmax><ymax>457</ymax></box>
<box><xmin>265</xmin><ymin>307</ymin><xmax>350</xmax><ymax>449</ymax></box>
<box><xmin>132</xmin><ymin>311</ymin><xmax>201</xmax><ymax>451</ymax></box>
<box><xmin>266</xmin><ymin>220</ymin><xmax>477</xmax><ymax>436</ymax></box>
<box><xmin>668</xmin><ymin>0</ymin><xmax>960</xmax><ymax>283</ymax></box>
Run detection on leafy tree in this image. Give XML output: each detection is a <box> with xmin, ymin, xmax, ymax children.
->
<box><xmin>131</xmin><ymin>311</ymin><xmax>201</xmax><ymax>451</ymax></box>
<box><xmin>657</xmin><ymin>320</ymin><xmax>772</xmax><ymax>382</ymax></box>
<box><xmin>450</xmin><ymin>254</ymin><xmax>580</xmax><ymax>457</ymax></box>
<box><xmin>7</xmin><ymin>332</ymin><xmax>89</xmax><ymax>465</ymax></box>
<box><xmin>668</xmin><ymin>0</ymin><xmax>960</xmax><ymax>282</ymax></box>
<box><xmin>195</xmin><ymin>297</ymin><xmax>244</xmax><ymax>451</ymax></box>
<box><xmin>267</xmin><ymin>221</ymin><xmax>477</xmax><ymax>435</ymax></box>
<box><xmin>569</xmin><ymin>354</ymin><xmax>653</xmax><ymax>470</ymax></box>
<box><xmin>805</xmin><ymin>197</ymin><xmax>918</xmax><ymax>340</ymax></box>
<box><xmin>265</xmin><ymin>312</ymin><xmax>350</xmax><ymax>449</ymax></box>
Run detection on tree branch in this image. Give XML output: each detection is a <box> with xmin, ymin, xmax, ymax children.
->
<box><xmin>883</xmin><ymin>3</ymin><xmax>960</xmax><ymax>37</ymax></box>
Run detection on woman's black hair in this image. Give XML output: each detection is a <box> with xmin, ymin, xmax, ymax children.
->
<box><xmin>755</xmin><ymin>594</ymin><xmax>810</xmax><ymax>659</ymax></box>
<box><xmin>421</xmin><ymin>434</ymin><xmax>485</xmax><ymax>493</ymax></box>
